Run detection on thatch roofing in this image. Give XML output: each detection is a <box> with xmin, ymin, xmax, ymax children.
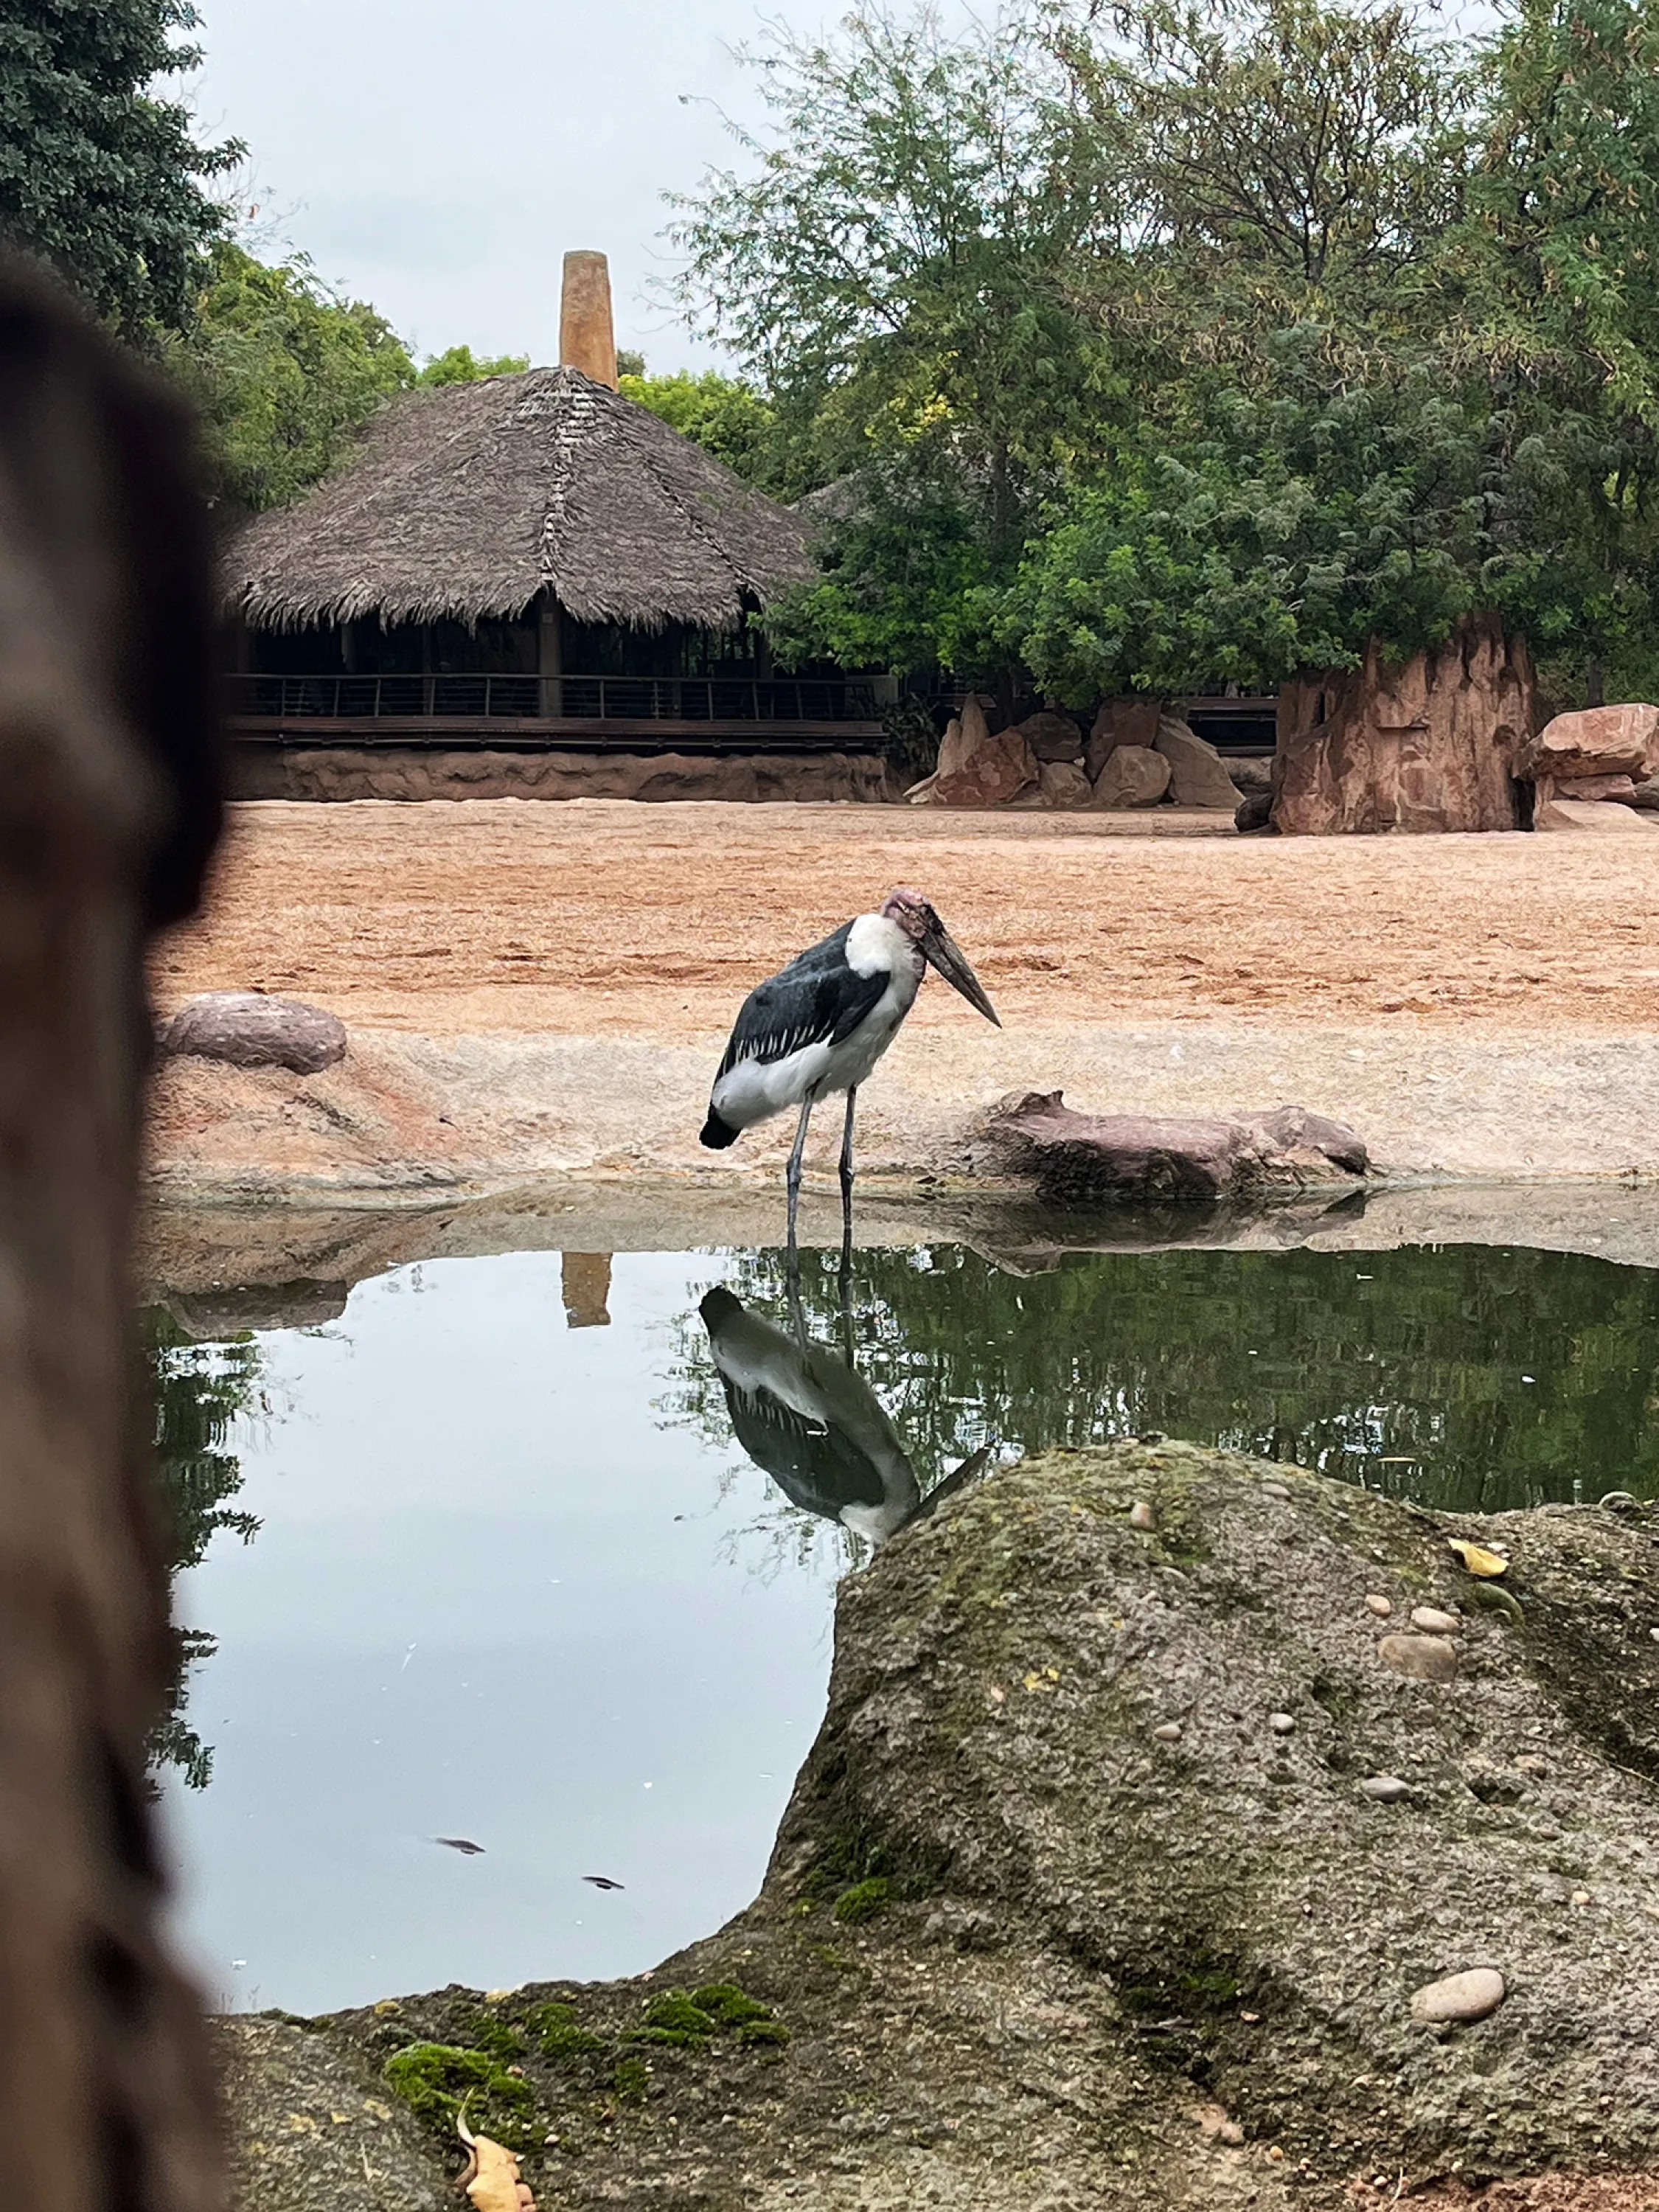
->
<box><xmin>229</xmin><ymin>366</ymin><xmax>815</xmax><ymax>633</ymax></box>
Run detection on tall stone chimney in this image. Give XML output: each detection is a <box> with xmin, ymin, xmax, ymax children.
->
<box><xmin>560</xmin><ymin>251</ymin><xmax>618</xmax><ymax>390</ymax></box>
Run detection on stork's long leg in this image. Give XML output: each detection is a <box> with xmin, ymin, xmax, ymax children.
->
<box><xmin>785</xmin><ymin>1096</ymin><xmax>813</xmax><ymax>1341</ymax></box>
<box><xmin>785</xmin><ymin>1096</ymin><xmax>813</xmax><ymax>1256</ymax></box>
<box><xmin>838</xmin><ymin>1085</ymin><xmax>858</xmax><ymax>1287</ymax></box>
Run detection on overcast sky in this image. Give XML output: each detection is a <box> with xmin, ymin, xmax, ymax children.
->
<box><xmin>184</xmin><ymin>0</ymin><xmax>804</xmax><ymax>371</ymax></box>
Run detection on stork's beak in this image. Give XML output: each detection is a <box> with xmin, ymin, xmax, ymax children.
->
<box><xmin>921</xmin><ymin>922</ymin><xmax>1001</xmax><ymax>1027</ymax></box>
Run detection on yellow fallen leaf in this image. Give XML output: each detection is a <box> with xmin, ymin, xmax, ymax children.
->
<box><xmin>458</xmin><ymin>2112</ymin><xmax>536</xmax><ymax>2212</ymax></box>
<box><xmin>1447</xmin><ymin>1539</ymin><xmax>1509</xmax><ymax>1578</ymax></box>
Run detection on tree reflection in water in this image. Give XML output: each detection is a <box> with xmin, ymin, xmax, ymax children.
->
<box><xmin>142</xmin><ymin>1311</ymin><xmax>263</xmax><ymax>1790</ymax></box>
<box><xmin>670</xmin><ymin>1240</ymin><xmax>1659</xmax><ymax>1525</ymax></box>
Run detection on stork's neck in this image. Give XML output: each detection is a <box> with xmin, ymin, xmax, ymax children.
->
<box><xmin>847</xmin><ymin>911</ymin><xmax>922</xmax><ymax>981</ymax></box>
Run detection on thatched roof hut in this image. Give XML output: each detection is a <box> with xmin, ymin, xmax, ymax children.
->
<box><xmin>227</xmin><ymin>363</ymin><xmax>814</xmax><ymax>638</ymax></box>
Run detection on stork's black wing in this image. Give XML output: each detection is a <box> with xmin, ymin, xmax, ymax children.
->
<box><xmin>716</xmin><ymin>921</ymin><xmax>888</xmax><ymax>1077</ymax></box>
<box><xmin>718</xmin><ymin>1378</ymin><xmax>888</xmax><ymax>1520</ymax></box>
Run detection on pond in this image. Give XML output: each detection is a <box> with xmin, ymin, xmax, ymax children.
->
<box><xmin>147</xmin><ymin>1229</ymin><xmax>1659</xmax><ymax>2017</ymax></box>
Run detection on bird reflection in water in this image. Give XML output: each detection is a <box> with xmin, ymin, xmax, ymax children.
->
<box><xmin>698</xmin><ymin>1284</ymin><xmax>993</xmax><ymax>1553</ymax></box>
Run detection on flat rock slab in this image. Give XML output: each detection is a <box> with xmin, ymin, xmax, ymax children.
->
<box><xmin>1520</xmin><ymin>703</ymin><xmax>1659</xmax><ymax>781</ymax></box>
<box><xmin>215</xmin><ymin>2016</ymin><xmax>445</xmax><ymax>2211</ymax></box>
<box><xmin>982</xmin><ymin>1090</ymin><xmax>1368</xmax><ymax>1203</ymax></box>
<box><xmin>1534</xmin><ymin>797</ymin><xmax>1659</xmax><ymax>833</ymax></box>
<box><xmin>160</xmin><ymin>991</ymin><xmax>347</xmax><ymax>1074</ymax></box>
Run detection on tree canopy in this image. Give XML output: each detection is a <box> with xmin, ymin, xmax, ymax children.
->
<box><xmin>667</xmin><ymin>0</ymin><xmax>1659</xmax><ymax>703</ymax></box>
<box><xmin>167</xmin><ymin>242</ymin><xmax>418</xmax><ymax>512</ymax></box>
<box><xmin>0</xmin><ymin>0</ymin><xmax>238</xmax><ymax>335</ymax></box>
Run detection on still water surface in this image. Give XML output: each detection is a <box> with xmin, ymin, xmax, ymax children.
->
<box><xmin>150</xmin><ymin>1234</ymin><xmax>1659</xmax><ymax>2015</ymax></box>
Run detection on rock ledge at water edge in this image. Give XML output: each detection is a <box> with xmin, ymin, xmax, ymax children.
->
<box><xmin>220</xmin><ymin>1443</ymin><xmax>1659</xmax><ymax>2212</ymax></box>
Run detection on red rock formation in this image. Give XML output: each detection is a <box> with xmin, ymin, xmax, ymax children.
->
<box><xmin>1518</xmin><ymin>703</ymin><xmax>1659</xmax><ymax>781</ymax></box>
<box><xmin>1274</xmin><ymin>616</ymin><xmax>1535</xmax><ymax>835</ymax></box>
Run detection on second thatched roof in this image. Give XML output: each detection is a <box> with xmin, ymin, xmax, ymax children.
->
<box><xmin>229</xmin><ymin>366</ymin><xmax>814</xmax><ymax>634</ymax></box>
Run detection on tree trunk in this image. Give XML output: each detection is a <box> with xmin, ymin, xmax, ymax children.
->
<box><xmin>1273</xmin><ymin>615</ymin><xmax>1537</xmax><ymax>835</ymax></box>
<box><xmin>0</xmin><ymin>259</ymin><xmax>225</xmax><ymax>2212</ymax></box>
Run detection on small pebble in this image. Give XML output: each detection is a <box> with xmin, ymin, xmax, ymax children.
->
<box><xmin>1262</xmin><ymin>1481</ymin><xmax>1290</xmax><ymax>1500</ymax></box>
<box><xmin>1571</xmin><ymin>1888</ymin><xmax>1592</xmax><ymax>1908</ymax></box>
<box><xmin>1411</xmin><ymin>1606</ymin><xmax>1461</xmax><ymax>1636</ymax></box>
<box><xmin>1129</xmin><ymin>1500</ymin><xmax>1158</xmax><ymax>1532</ymax></box>
<box><xmin>1152</xmin><ymin>1721</ymin><xmax>1183</xmax><ymax>1742</ymax></box>
<box><xmin>1360</xmin><ymin>1775</ymin><xmax>1411</xmax><ymax>1803</ymax></box>
<box><xmin>1378</xmin><ymin>1632</ymin><xmax>1458</xmax><ymax>1683</ymax></box>
<box><xmin>1268</xmin><ymin>1711</ymin><xmax>1297</xmax><ymax>1735</ymax></box>
<box><xmin>1410</xmin><ymin>1967</ymin><xmax>1506</xmax><ymax>2024</ymax></box>
<box><xmin>1218</xmin><ymin>2121</ymin><xmax>1245</xmax><ymax>2146</ymax></box>
<box><xmin>1515</xmin><ymin>1753</ymin><xmax>1548</xmax><ymax>1777</ymax></box>
<box><xmin>1365</xmin><ymin>1594</ymin><xmax>1394</xmax><ymax>1618</ymax></box>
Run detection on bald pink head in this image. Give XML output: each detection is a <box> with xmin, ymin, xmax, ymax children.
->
<box><xmin>880</xmin><ymin>886</ymin><xmax>935</xmax><ymax>941</ymax></box>
<box><xmin>877</xmin><ymin>889</ymin><xmax>1001</xmax><ymax>1027</ymax></box>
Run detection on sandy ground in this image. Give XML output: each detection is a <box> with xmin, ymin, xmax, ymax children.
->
<box><xmin>147</xmin><ymin>799</ymin><xmax>1659</xmax><ymax>1195</ymax></box>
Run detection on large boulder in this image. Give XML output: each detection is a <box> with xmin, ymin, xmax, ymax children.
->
<box><xmin>1155</xmin><ymin>714</ymin><xmax>1244</xmax><ymax>808</ymax></box>
<box><xmin>981</xmin><ymin>1089</ymin><xmax>1368</xmax><ymax>1202</ymax></box>
<box><xmin>933</xmin><ymin>693</ymin><xmax>994</xmax><ymax>780</ymax></box>
<box><xmin>931</xmin><ymin>724</ymin><xmax>1040</xmax><ymax>806</ymax></box>
<box><xmin>1534</xmin><ymin>798</ymin><xmax>1659</xmax><ymax>834</ymax></box>
<box><xmin>1091</xmin><ymin>743</ymin><xmax>1171</xmax><ymax>809</ymax></box>
<box><xmin>159</xmin><ymin>991</ymin><xmax>347</xmax><ymax>1074</ymax></box>
<box><xmin>1015</xmin><ymin>709</ymin><xmax>1086</xmax><ymax>763</ymax></box>
<box><xmin>223</xmin><ymin>1447</ymin><xmax>1659</xmax><ymax>2211</ymax></box>
<box><xmin>1037</xmin><ymin>759</ymin><xmax>1093</xmax><ymax>808</ymax></box>
<box><xmin>1276</xmin><ymin>616</ymin><xmax>1535</xmax><ymax>834</ymax></box>
<box><xmin>909</xmin><ymin>695</ymin><xmax>1040</xmax><ymax>807</ymax></box>
<box><xmin>1518</xmin><ymin>703</ymin><xmax>1659</xmax><ymax>783</ymax></box>
<box><xmin>1085</xmin><ymin>695</ymin><xmax>1161</xmax><ymax>779</ymax></box>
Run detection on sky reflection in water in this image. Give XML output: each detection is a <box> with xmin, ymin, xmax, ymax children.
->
<box><xmin>152</xmin><ymin>1234</ymin><xmax>1659</xmax><ymax>2014</ymax></box>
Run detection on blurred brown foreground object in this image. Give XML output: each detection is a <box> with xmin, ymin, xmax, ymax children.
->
<box><xmin>0</xmin><ymin>257</ymin><xmax>224</xmax><ymax>2211</ymax></box>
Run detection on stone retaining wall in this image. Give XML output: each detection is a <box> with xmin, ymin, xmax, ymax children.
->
<box><xmin>232</xmin><ymin>744</ymin><xmax>897</xmax><ymax>804</ymax></box>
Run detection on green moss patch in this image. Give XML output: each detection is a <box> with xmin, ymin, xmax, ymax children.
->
<box><xmin>521</xmin><ymin>1999</ymin><xmax>605</xmax><ymax>2062</ymax></box>
<box><xmin>832</xmin><ymin>1877</ymin><xmax>893</xmax><ymax>1924</ymax></box>
<box><xmin>382</xmin><ymin>2040</ymin><xmax>536</xmax><ymax>2152</ymax></box>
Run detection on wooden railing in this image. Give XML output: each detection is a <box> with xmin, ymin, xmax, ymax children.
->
<box><xmin>227</xmin><ymin>672</ymin><xmax>885</xmax><ymax>725</ymax></box>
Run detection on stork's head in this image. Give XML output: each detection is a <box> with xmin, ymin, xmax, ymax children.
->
<box><xmin>880</xmin><ymin>888</ymin><xmax>1001</xmax><ymax>1027</ymax></box>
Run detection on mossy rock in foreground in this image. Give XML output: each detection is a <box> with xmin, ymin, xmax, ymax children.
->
<box><xmin>220</xmin><ymin>1443</ymin><xmax>1659</xmax><ymax>2212</ymax></box>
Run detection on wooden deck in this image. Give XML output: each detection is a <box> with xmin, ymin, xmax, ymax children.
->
<box><xmin>230</xmin><ymin>714</ymin><xmax>887</xmax><ymax>753</ymax></box>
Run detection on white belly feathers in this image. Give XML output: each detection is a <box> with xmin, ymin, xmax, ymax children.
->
<box><xmin>711</xmin><ymin>911</ymin><xmax>922</xmax><ymax>1132</ymax></box>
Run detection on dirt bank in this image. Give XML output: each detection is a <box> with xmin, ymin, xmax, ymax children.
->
<box><xmin>218</xmin><ymin>1441</ymin><xmax>1659</xmax><ymax>2212</ymax></box>
<box><xmin>147</xmin><ymin>801</ymin><xmax>1659</xmax><ymax>1193</ymax></box>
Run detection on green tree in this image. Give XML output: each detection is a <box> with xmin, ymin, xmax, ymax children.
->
<box><xmin>1059</xmin><ymin>0</ymin><xmax>1475</xmax><ymax>355</ymax></box>
<box><xmin>168</xmin><ymin>240</ymin><xmax>416</xmax><ymax>512</ymax></box>
<box><xmin>668</xmin><ymin>4</ymin><xmax>1116</xmax><ymax>678</ymax></box>
<box><xmin>418</xmin><ymin>343</ymin><xmax>530</xmax><ymax>386</ymax></box>
<box><xmin>0</xmin><ymin>0</ymin><xmax>239</xmax><ymax>335</ymax></box>
<box><xmin>142</xmin><ymin>1310</ymin><xmax>262</xmax><ymax>1791</ymax></box>
<box><xmin>1444</xmin><ymin>0</ymin><xmax>1659</xmax><ymax>698</ymax></box>
<box><xmin>619</xmin><ymin>368</ymin><xmax>792</xmax><ymax>492</ymax></box>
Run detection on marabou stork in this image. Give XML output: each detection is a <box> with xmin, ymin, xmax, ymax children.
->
<box><xmin>699</xmin><ymin>1287</ymin><xmax>920</xmax><ymax>1547</ymax></box>
<box><xmin>699</xmin><ymin>1285</ymin><xmax>1001</xmax><ymax>1551</ymax></box>
<box><xmin>700</xmin><ymin>888</ymin><xmax>1000</xmax><ymax>1258</ymax></box>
